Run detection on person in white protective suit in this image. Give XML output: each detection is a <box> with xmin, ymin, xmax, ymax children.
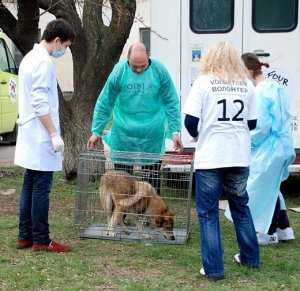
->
<box><xmin>15</xmin><ymin>19</ymin><xmax>75</xmax><ymax>252</ymax></box>
<box><xmin>225</xmin><ymin>52</ymin><xmax>295</xmax><ymax>245</ymax></box>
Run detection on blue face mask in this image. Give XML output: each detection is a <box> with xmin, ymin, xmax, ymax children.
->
<box><xmin>50</xmin><ymin>48</ymin><xmax>66</xmax><ymax>58</ymax></box>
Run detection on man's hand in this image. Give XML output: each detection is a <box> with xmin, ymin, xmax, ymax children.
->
<box><xmin>172</xmin><ymin>133</ymin><xmax>183</xmax><ymax>152</ymax></box>
<box><xmin>87</xmin><ymin>134</ymin><xmax>101</xmax><ymax>149</ymax></box>
<box><xmin>51</xmin><ymin>132</ymin><xmax>64</xmax><ymax>153</ymax></box>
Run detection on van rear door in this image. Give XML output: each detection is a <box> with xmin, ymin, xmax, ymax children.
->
<box><xmin>243</xmin><ymin>0</ymin><xmax>300</xmax><ymax>148</ymax></box>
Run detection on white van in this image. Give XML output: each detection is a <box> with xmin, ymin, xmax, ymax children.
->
<box><xmin>150</xmin><ymin>0</ymin><xmax>300</xmax><ymax>159</ymax></box>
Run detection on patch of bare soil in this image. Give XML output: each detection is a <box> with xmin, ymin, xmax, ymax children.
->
<box><xmin>0</xmin><ymin>168</ymin><xmax>23</xmax><ymax>178</ymax></box>
<box><xmin>0</xmin><ymin>281</ymin><xmax>8</xmax><ymax>290</ymax></box>
<box><xmin>98</xmin><ymin>259</ymin><xmax>208</xmax><ymax>290</ymax></box>
<box><xmin>50</xmin><ymin>197</ymin><xmax>75</xmax><ymax>217</ymax></box>
<box><xmin>0</xmin><ymin>195</ymin><xmax>19</xmax><ymax>215</ymax></box>
<box><xmin>0</xmin><ymin>192</ymin><xmax>75</xmax><ymax>216</ymax></box>
<box><xmin>0</xmin><ymin>189</ymin><xmax>16</xmax><ymax>195</ymax></box>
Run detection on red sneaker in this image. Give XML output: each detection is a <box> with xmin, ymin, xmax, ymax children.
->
<box><xmin>32</xmin><ymin>240</ymin><xmax>71</xmax><ymax>253</ymax></box>
<box><xmin>17</xmin><ymin>239</ymin><xmax>33</xmax><ymax>249</ymax></box>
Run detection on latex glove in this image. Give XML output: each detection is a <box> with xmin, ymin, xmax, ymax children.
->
<box><xmin>51</xmin><ymin>132</ymin><xmax>64</xmax><ymax>153</ymax></box>
<box><xmin>172</xmin><ymin>133</ymin><xmax>183</xmax><ymax>152</ymax></box>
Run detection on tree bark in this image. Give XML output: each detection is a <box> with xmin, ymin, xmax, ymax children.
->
<box><xmin>0</xmin><ymin>0</ymin><xmax>136</xmax><ymax>179</ymax></box>
<box><xmin>0</xmin><ymin>1</ymin><xmax>40</xmax><ymax>55</ymax></box>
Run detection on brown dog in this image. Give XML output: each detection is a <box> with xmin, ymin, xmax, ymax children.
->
<box><xmin>99</xmin><ymin>170</ymin><xmax>175</xmax><ymax>240</ymax></box>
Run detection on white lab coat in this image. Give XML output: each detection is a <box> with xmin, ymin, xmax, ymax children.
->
<box><xmin>14</xmin><ymin>44</ymin><xmax>62</xmax><ymax>171</ymax></box>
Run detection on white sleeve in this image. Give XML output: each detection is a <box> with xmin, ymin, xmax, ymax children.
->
<box><xmin>247</xmin><ymin>81</ymin><xmax>257</xmax><ymax>120</ymax></box>
<box><xmin>30</xmin><ymin>61</ymin><xmax>52</xmax><ymax>117</ymax></box>
<box><xmin>183</xmin><ymin>78</ymin><xmax>205</xmax><ymax>118</ymax></box>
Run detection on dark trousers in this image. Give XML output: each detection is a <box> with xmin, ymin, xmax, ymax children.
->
<box><xmin>268</xmin><ymin>197</ymin><xmax>290</xmax><ymax>235</ymax></box>
<box><xmin>19</xmin><ymin>169</ymin><xmax>53</xmax><ymax>244</ymax></box>
<box><xmin>114</xmin><ymin>162</ymin><xmax>161</xmax><ymax>194</ymax></box>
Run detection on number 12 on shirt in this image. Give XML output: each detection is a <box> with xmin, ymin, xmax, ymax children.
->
<box><xmin>217</xmin><ymin>99</ymin><xmax>244</xmax><ymax>121</ymax></box>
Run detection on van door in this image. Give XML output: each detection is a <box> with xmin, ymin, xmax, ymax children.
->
<box><xmin>243</xmin><ymin>0</ymin><xmax>300</xmax><ymax>148</ymax></box>
<box><xmin>181</xmin><ymin>0</ymin><xmax>244</xmax><ymax>148</ymax></box>
<box><xmin>0</xmin><ymin>38</ymin><xmax>18</xmax><ymax>135</ymax></box>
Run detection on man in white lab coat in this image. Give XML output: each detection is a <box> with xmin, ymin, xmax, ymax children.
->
<box><xmin>15</xmin><ymin>19</ymin><xmax>75</xmax><ymax>252</ymax></box>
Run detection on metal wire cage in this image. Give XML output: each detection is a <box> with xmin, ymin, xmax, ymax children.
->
<box><xmin>75</xmin><ymin>150</ymin><xmax>194</xmax><ymax>244</ymax></box>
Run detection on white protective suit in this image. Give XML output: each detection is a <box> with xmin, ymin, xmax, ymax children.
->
<box><xmin>14</xmin><ymin>44</ymin><xmax>62</xmax><ymax>171</ymax></box>
<box><xmin>225</xmin><ymin>79</ymin><xmax>295</xmax><ymax>233</ymax></box>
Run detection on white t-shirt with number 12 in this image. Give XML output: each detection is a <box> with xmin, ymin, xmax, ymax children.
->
<box><xmin>183</xmin><ymin>74</ymin><xmax>257</xmax><ymax>169</ymax></box>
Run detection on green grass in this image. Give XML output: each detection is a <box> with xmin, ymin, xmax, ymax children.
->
<box><xmin>0</xmin><ymin>167</ymin><xmax>300</xmax><ymax>290</ymax></box>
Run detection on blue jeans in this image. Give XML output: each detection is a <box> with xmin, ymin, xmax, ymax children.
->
<box><xmin>19</xmin><ymin>169</ymin><xmax>53</xmax><ymax>244</ymax></box>
<box><xmin>195</xmin><ymin>167</ymin><xmax>260</xmax><ymax>279</ymax></box>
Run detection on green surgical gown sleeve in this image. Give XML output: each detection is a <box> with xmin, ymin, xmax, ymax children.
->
<box><xmin>157</xmin><ymin>63</ymin><xmax>181</xmax><ymax>136</ymax></box>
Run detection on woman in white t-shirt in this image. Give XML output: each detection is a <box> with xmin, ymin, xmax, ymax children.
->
<box><xmin>184</xmin><ymin>42</ymin><xmax>260</xmax><ymax>280</ymax></box>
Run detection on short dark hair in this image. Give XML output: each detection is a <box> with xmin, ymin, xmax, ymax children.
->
<box><xmin>42</xmin><ymin>19</ymin><xmax>75</xmax><ymax>43</ymax></box>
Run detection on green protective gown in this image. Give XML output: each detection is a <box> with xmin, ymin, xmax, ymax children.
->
<box><xmin>92</xmin><ymin>59</ymin><xmax>181</xmax><ymax>158</ymax></box>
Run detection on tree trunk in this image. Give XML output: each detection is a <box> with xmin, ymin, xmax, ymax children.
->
<box><xmin>60</xmin><ymin>97</ymin><xmax>93</xmax><ymax>180</ymax></box>
<box><xmin>0</xmin><ymin>0</ymin><xmax>136</xmax><ymax>179</ymax></box>
<box><xmin>62</xmin><ymin>0</ymin><xmax>136</xmax><ymax>178</ymax></box>
<box><xmin>0</xmin><ymin>1</ymin><xmax>40</xmax><ymax>55</ymax></box>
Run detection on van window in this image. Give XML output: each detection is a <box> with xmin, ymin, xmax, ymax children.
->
<box><xmin>0</xmin><ymin>39</ymin><xmax>9</xmax><ymax>72</ymax></box>
<box><xmin>253</xmin><ymin>0</ymin><xmax>298</xmax><ymax>32</ymax></box>
<box><xmin>140</xmin><ymin>27</ymin><xmax>151</xmax><ymax>55</ymax></box>
<box><xmin>190</xmin><ymin>0</ymin><xmax>234</xmax><ymax>33</ymax></box>
<box><xmin>5</xmin><ymin>43</ymin><xmax>17</xmax><ymax>74</ymax></box>
<box><xmin>13</xmin><ymin>44</ymin><xmax>23</xmax><ymax>68</ymax></box>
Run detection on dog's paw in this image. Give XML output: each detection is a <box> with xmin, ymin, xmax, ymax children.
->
<box><xmin>141</xmin><ymin>233</ymin><xmax>153</xmax><ymax>240</ymax></box>
<box><xmin>106</xmin><ymin>225</ymin><xmax>116</xmax><ymax>237</ymax></box>
<box><xmin>123</xmin><ymin>227</ymin><xmax>130</xmax><ymax>235</ymax></box>
<box><xmin>106</xmin><ymin>230</ymin><xmax>116</xmax><ymax>237</ymax></box>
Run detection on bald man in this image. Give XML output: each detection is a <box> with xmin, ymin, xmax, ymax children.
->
<box><xmin>88</xmin><ymin>43</ymin><xmax>182</xmax><ymax>191</ymax></box>
<box><xmin>127</xmin><ymin>42</ymin><xmax>149</xmax><ymax>73</ymax></box>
